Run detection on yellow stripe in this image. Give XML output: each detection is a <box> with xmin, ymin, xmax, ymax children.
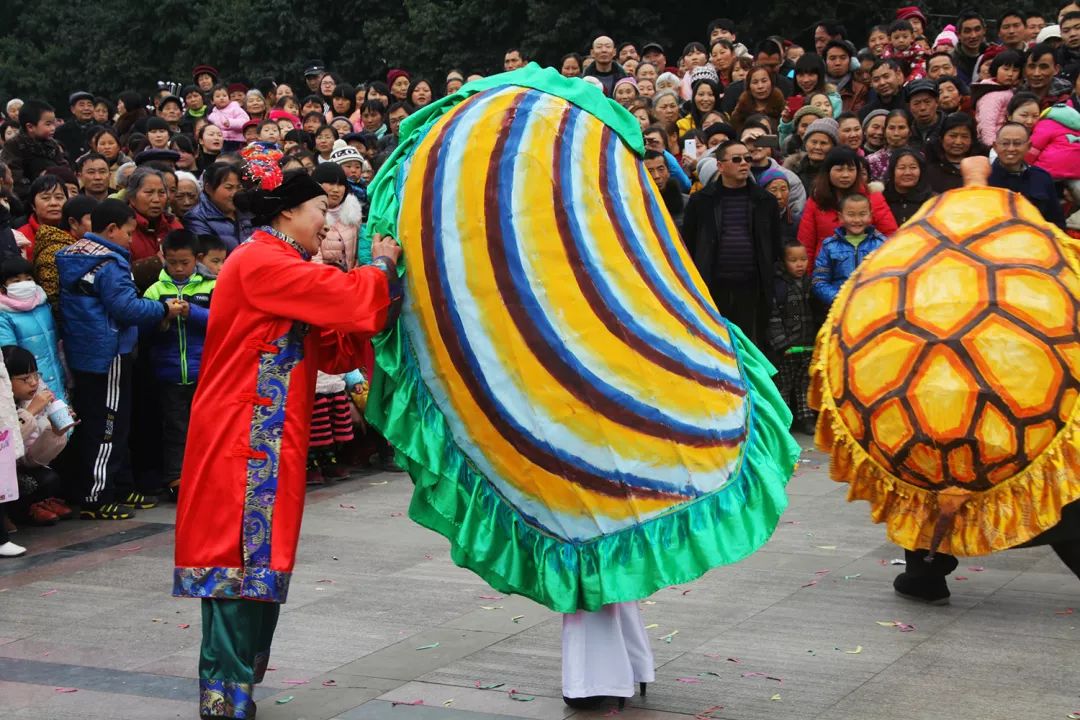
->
<box><xmin>511</xmin><ymin>97</ymin><xmax>743</xmax><ymax>419</ymax></box>
<box><xmin>569</xmin><ymin>107</ymin><xmax>741</xmax><ymax>378</ymax></box>
<box><xmin>398</xmin><ymin>88</ymin><xmax>742</xmax><ymax>520</ymax></box>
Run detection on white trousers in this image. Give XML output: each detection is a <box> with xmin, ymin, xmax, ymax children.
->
<box><xmin>561</xmin><ymin>601</ymin><xmax>656</xmax><ymax>698</ymax></box>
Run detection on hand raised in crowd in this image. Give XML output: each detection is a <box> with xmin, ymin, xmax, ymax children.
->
<box><xmin>371</xmin><ymin>233</ymin><xmax>402</xmax><ymax>265</ymax></box>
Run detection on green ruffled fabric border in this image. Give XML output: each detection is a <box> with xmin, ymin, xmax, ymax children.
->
<box><xmin>361</xmin><ymin>64</ymin><xmax>799</xmax><ymax>612</ymax></box>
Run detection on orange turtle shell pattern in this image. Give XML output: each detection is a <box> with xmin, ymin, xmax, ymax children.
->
<box><xmin>810</xmin><ymin>186</ymin><xmax>1080</xmax><ymax>556</ymax></box>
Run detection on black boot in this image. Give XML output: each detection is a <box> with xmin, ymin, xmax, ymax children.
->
<box><xmin>893</xmin><ymin>549</ymin><xmax>958</xmax><ymax>605</ymax></box>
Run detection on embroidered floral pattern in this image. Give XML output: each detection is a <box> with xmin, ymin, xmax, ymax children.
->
<box><xmin>200</xmin><ymin>678</ymin><xmax>255</xmax><ymax>718</ymax></box>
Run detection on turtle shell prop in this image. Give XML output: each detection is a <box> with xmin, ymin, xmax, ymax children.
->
<box><xmin>358</xmin><ymin>64</ymin><xmax>799</xmax><ymax>613</ymax></box>
<box><xmin>810</xmin><ymin>168</ymin><xmax>1080</xmax><ymax>557</ymax></box>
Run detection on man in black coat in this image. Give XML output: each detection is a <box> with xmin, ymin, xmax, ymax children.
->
<box><xmin>53</xmin><ymin>91</ymin><xmax>100</xmax><ymax>166</ymax></box>
<box><xmin>680</xmin><ymin>140</ymin><xmax>783</xmax><ymax>350</ymax></box>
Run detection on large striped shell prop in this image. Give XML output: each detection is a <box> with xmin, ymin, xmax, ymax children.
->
<box><xmin>810</xmin><ymin>159</ymin><xmax>1080</xmax><ymax>557</ymax></box>
<box><xmin>361</xmin><ymin>65</ymin><xmax>798</xmax><ymax>612</ymax></box>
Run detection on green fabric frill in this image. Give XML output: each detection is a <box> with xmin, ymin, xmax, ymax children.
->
<box><xmin>360</xmin><ymin>64</ymin><xmax>799</xmax><ymax>613</ymax></box>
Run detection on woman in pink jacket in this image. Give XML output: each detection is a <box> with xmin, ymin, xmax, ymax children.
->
<box><xmin>311</xmin><ymin>163</ymin><xmax>362</xmax><ymax>270</ymax></box>
<box><xmin>207</xmin><ymin>84</ymin><xmax>250</xmax><ymax>150</ymax></box>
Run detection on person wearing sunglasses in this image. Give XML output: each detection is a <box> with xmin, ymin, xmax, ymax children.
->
<box><xmin>680</xmin><ymin>139</ymin><xmax>783</xmax><ymax>349</ymax></box>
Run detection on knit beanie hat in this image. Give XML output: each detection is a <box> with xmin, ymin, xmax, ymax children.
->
<box><xmin>613</xmin><ymin>77</ymin><xmax>639</xmax><ymax>93</ymax></box>
<box><xmin>757</xmin><ymin>167</ymin><xmax>789</xmax><ymax>189</ymax></box>
<box><xmin>792</xmin><ymin>105</ymin><xmax>828</xmax><ymax>128</ymax></box>
<box><xmin>329</xmin><ymin>139</ymin><xmax>363</xmax><ymax>165</ymax></box>
<box><xmin>803</xmin><ymin>117</ymin><xmax>839</xmax><ymax>145</ymax></box>
<box><xmin>895</xmin><ymin>6</ymin><xmax>927</xmax><ymax>25</ymax></box>
<box><xmin>689</xmin><ymin>64</ymin><xmax>719</xmax><ymax>85</ymax></box>
<box><xmin>933</xmin><ymin>24</ymin><xmax>958</xmax><ymax>49</ymax></box>
<box><xmin>386</xmin><ymin>68</ymin><xmax>411</xmax><ymax>87</ymax></box>
<box><xmin>861</xmin><ymin>108</ymin><xmax>889</xmax><ymax>131</ymax></box>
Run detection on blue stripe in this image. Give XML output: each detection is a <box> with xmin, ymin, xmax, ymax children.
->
<box><xmin>429</xmin><ymin>88</ymin><xmax>702</xmax><ymax>497</ymax></box>
<box><xmin>603</xmin><ymin>133</ymin><xmax>742</xmax><ymax>365</ymax></box>
<box><xmin>636</xmin><ymin>163</ymin><xmax>731</xmax><ymax>328</ymax></box>
<box><xmin>497</xmin><ymin>94</ymin><xmax>744</xmax><ymax>441</ymax></box>
<box><xmin>555</xmin><ymin>108</ymin><xmax>741</xmax><ymax>384</ymax></box>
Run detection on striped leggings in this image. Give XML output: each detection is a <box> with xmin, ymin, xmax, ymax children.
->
<box><xmin>309</xmin><ymin>392</ymin><xmax>354</xmax><ymax>448</ymax></box>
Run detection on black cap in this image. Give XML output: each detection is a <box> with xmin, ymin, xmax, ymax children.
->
<box><xmin>905</xmin><ymin>78</ymin><xmax>938</xmax><ymax>100</ymax></box>
<box><xmin>158</xmin><ymin>95</ymin><xmax>183</xmax><ymax>109</ymax></box>
<box><xmin>237</xmin><ymin>170</ymin><xmax>327</xmax><ymax>225</ymax></box>
<box><xmin>303</xmin><ymin>60</ymin><xmax>326</xmax><ymax>77</ymax></box>
<box><xmin>134</xmin><ymin>148</ymin><xmax>181</xmax><ymax>166</ymax></box>
<box><xmin>69</xmin><ymin>91</ymin><xmax>94</xmax><ymax>106</ymax></box>
<box><xmin>641</xmin><ymin>42</ymin><xmax>665</xmax><ymax>55</ymax></box>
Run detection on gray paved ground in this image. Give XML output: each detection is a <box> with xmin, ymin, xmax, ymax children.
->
<box><xmin>1</xmin><ymin>438</ymin><xmax>1078</xmax><ymax>720</ymax></box>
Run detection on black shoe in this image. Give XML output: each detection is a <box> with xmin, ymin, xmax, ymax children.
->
<box><xmin>119</xmin><ymin>492</ymin><xmax>158</xmax><ymax>509</ymax></box>
<box><xmin>798</xmin><ymin>418</ymin><xmax>817</xmax><ymax>436</ymax></box>
<box><xmin>563</xmin><ymin>696</ymin><xmax>606</xmax><ymax>710</ymax></box>
<box><xmin>80</xmin><ymin>503</ymin><xmax>136</xmax><ymax>520</ymax></box>
<box><xmin>893</xmin><ymin>571</ymin><xmax>950</xmax><ymax>605</ymax></box>
<box><xmin>640</xmin><ymin>682</ymin><xmax>648</xmax><ymax>697</ymax></box>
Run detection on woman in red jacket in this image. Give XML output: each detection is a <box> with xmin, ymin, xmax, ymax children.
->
<box><xmin>172</xmin><ymin>159</ymin><xmax>402</xmax><ymax>720</ymax></box>
<box><xmin>798</xmin><ymin>146</ymin><xmax>898</xmax><ymax>265</ymax></box>
<box><xmin>126</xmin><ymin>166</ymin><xmax>184</xmax><ymax>262</ymax></box>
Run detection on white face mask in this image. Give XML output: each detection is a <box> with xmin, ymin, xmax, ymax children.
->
<box><xmin>6</xmin><ymin>280</ymin><xmax>39</xmax><ymax>302</ymax></box>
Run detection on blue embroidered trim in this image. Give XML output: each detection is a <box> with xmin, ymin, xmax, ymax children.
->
<box><xmin>241</xmin><ymin>330</ymin><xmax>305</xmax><ymax>600</ymax></box>
<box><xmin>173</xmin><ymin>567</ymin><xmax>242</xmax><ymax>599</ymax></box>
<box><xmin>172</xmin><ymin>566</ymin><xmax>292</xmax><ymax>602</ymax></box>
<box><xmin>200</xmin><ymin>678</ymin><xmax>255</xmax><ymax>718</ymax></box>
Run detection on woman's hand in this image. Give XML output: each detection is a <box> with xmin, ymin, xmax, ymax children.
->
<box><xmin>371</xmin><ymin>233</ymin><xmax>402</xmax><ymax>265</ymax></box>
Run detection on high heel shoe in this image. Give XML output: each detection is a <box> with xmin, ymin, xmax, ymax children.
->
<box><xmin>640</xmin><ymin>681</ymin><xmax>648</xmax><ymax>697</ymax></box>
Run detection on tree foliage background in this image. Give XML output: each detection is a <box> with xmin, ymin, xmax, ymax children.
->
<box><xmin>0</xmin><ymin>0</ymin><xmax>1061</xmax><ymax>109</ymax></box>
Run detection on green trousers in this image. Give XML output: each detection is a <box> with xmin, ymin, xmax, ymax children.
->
<box><xmin>198</xmin><ymin>598</ymin><xmax>280</xmax><ymax>719</ymax></box>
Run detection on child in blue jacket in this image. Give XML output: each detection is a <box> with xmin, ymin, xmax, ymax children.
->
<box><xmin>57</xmin><ymin>200</ymin><xmax>183</xmax><ymax>520</ymax></box>
<box><xmin>812</xmin><ymin>193</ymin><xmax>888</xmax><ymax>306</ymax></box>
<box><xmin>0</xmin><ymin>257</ymin><xmax>66</xmax><ymax>403</ymax></box>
